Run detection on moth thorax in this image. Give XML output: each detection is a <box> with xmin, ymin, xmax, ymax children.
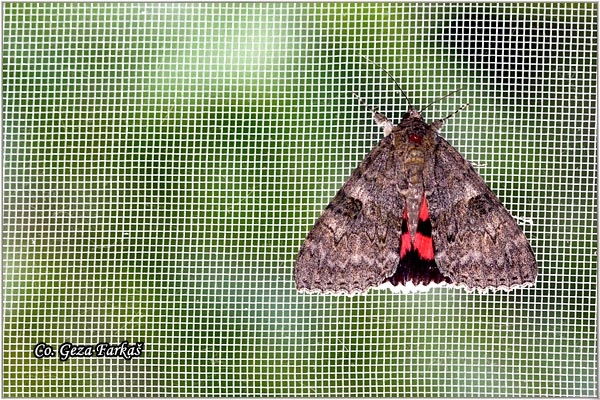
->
<box><xmin>405</xmin><ymin>148</ymin><xmax>426</xmax><ymax>186</ymax></box>
<box><xmin>407</xmin><ymin>148</ymin><xmax>425</xmax><ymax>164</ymax></box>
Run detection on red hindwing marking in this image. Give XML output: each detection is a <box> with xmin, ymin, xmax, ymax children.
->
<box><xmin>399</xmin><ymin>206</ymin><xmax>412</xmax><ymax>259</ymax></box>
<box><xmin>413</xmin><ymin>195</ymin><xmax>434</xmax><ymax>261</ymax></box>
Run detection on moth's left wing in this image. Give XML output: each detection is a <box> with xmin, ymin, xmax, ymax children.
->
<box><xmin>426</xmin><ymin>137</ymin><xmax>537</xmax><ymax>291</ymax></box>
<box><xmin>294</xmin><ymin>134</ymin><xmax>408</xmax><ymax>295</ymax></box>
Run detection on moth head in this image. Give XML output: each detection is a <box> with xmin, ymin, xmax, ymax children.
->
<box><xmin>402</xmin><ymin>106</ymin><xmax>422</xmax><ymax>120</ymax></box>
<box><xmin>400</xmin><ymin>107</ymin><xmax>428</xmax><ymax>144</ymax></box>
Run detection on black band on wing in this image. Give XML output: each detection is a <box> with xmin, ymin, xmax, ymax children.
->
<box><xmin>384</xmin><ymin>250</ymin><xmax>451</xmax><ymax>287</ymax></box>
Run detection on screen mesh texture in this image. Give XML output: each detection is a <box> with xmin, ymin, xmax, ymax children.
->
<box><xmin>2</xmin><ymin>2</ymin><xmax>597</xmax><ymax>397</ymax></box>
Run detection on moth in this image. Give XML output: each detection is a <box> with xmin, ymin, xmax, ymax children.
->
<box><xmin>294</xmin><ymin>91</ymin><xmax>537</xmax><ymax>294</ymax></box>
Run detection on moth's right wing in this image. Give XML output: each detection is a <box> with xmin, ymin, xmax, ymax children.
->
<box><xmin>294</xmin><ymin>134</ymin><xmax>408</xmax><ymax>294</ymax></box>
<box><xmin>426</xmin><ymin>137</ymin><xmax>537</xmax><ymax>291</ymax></box>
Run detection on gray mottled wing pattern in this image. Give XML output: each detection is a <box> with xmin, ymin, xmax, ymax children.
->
<box><xmin>426</xmin><ymin>138</ymin><xmax>537</xmax><ymax>291</ymax></box>
<box><xmin>294</xmin><ymin>134</ymin><xmax>408</xmax><ymax>294</ymax></box>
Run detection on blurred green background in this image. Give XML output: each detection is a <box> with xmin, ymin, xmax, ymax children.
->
<box><xmin>3</xmin><ymin>2</ymin><xmax>597</xmax><ymax>397</ymax></box>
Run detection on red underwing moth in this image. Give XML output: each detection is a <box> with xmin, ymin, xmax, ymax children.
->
<box><xmin>294</xmin><ymin>91</ymin><xmax>537</xmax><ymax>295</ymax></box>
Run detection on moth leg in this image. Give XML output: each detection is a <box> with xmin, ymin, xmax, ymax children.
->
<box><xmin>352</xmin><ymin>92</ymin><xmax>395</xmax><ymax>137</ymax></box>
<box><xmin>373</xmin><ymin>112</ymin><xmax>394</xmax><ymax>137</ymax></box>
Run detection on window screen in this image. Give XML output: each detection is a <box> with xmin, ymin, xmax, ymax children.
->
<box><xmin>3</xmin><ymin>2</ymin><xmax>597</xmax><ymax>397</ymax></box>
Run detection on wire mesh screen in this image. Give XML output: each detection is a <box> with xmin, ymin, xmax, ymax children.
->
<box><xmin>2</xmin><ymin>2</ymin><xmax>597</xmax><ymax>397</ymax></box>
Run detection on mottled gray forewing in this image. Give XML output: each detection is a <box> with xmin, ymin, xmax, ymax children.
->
<box><xmin>427</xmin><ymin>138</ymin><xmax>537</xmax><ymax>290</ymax></box>
<box><xmin>294</xmin><ymin>134</ymin><xmax>407</xmax><ymax>294</ymax></box>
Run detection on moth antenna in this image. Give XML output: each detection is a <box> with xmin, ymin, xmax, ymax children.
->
<box><xmin>359</xmin><ymin>55</ymin><xmax>412</xmax><ymax>108</ymax></box>
<box><xmin>351</xmin><ymin>91</ymin><xmax>376</xmax><ymax>113</ymax></box>
<box><xmin>442</xmin><ymin>103</ymin><xmax>470</xmax><ymax>122</ymax></box>
<box><xmin>421</xmin><ymin>87</ymin><xmax>465</xmax><ymax>113</ymax></box>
